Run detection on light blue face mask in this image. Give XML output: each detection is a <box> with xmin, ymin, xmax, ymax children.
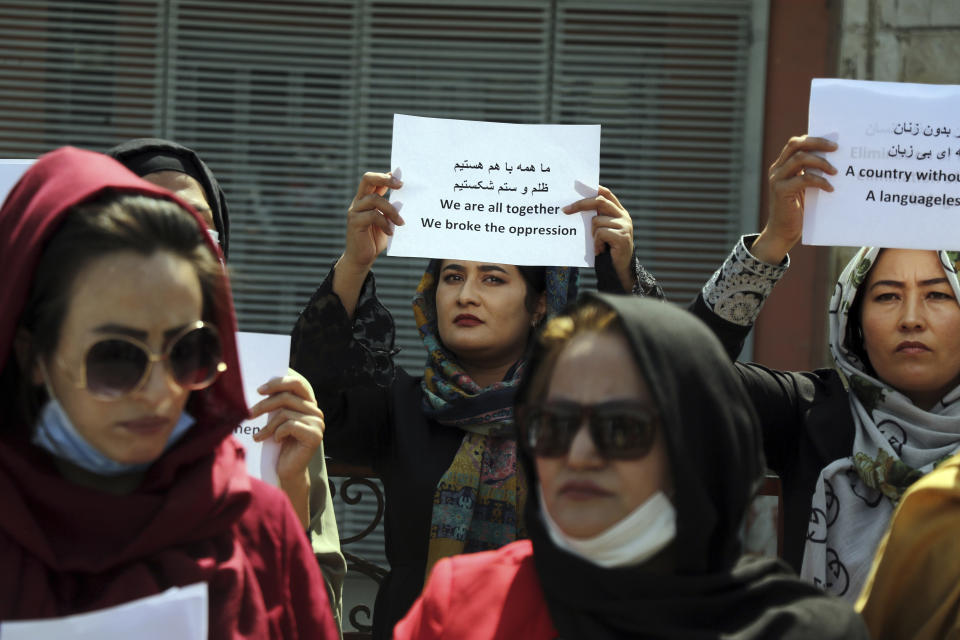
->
<box><xmin>32</xmin><ymin>395</ymin><xmax>195</xmax><ymax>477</ymax></box>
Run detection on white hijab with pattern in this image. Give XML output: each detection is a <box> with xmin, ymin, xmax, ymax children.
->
<box><xmin>801</xmin><ymin>248</ymin><xmax>960</xmax><ymax>600</ymax></box>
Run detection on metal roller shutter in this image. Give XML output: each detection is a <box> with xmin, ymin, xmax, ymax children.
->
<box><xmin>0</xmin><ymin>0</ymin><xmax>767</xmax><ymax>589</ymax></box>
<box><xmin>553</xmin><ymin>0</ymin><xmax>768</xmax><ymax>311</ymax></box>
<box><xmin>0</xmin><ymin>0</ymin><xmax>767</xmax><ymax>371</ymax></box>
<box><xmin>0</xmin><ymin>1</ymin><xmax>164</xmax><ymax>152</ymax></box>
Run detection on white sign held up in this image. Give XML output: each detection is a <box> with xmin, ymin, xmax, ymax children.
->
<box><xmin>804</xmin><ymin>78</ymin><xmax>960</xmax><ymax>250</ymax></box>
<box><xmin>387</xmin><ymin>114</ymin><xmax>601</xmax><ymax>267</ymax></box>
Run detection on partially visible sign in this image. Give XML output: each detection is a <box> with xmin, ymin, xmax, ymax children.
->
<box><xmin>0</xmin><ymin>159</ymin><xmax>34</xmax><ymax>203</ymax></box>
<box><xmin>804</xmin><ymin>78</ymin><xmax>960</xmax><ymax>249</ymax></box>
<box><xmin>234</xmin><ymin>331</ymin><xmax>288</xmax><ymax>486</ymax></box>
<box><xmin>0</xmin><ymin>583</ymin><xmax>208</xmax><ymax>640</ymax></box>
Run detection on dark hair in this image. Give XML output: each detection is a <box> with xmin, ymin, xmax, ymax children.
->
<box><xmin>844</xmin><ymin>285</ymin><xmax>872</xmax><ymax>370</ymax></box>
<box><xmin>1</xmin><ymin>192</ymin><xmax>223</xmax><ymax>430</ymax></box>
<box><xmin>517</xmin><ymin>266</ymin><xmax>547</xmax><ymax>316</ymax></box>
<box><xmin>843</xmin><ymin>252</ymin><xmax>881</xmax><ymax>377</ymax></box>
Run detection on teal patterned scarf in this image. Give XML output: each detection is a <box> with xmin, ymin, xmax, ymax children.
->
<box><xmin>412</xmin><ymin>260</ymin><xmax>577</xmax><ymax>578</ymax></box>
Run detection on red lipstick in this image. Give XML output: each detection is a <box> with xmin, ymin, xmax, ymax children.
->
<box><xmin>454</xmin><ymin>314</ymin><xmax>483</xmax><ymax>327</ymax></box>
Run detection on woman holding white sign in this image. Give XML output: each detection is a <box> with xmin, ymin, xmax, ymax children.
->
<box><xmin>689</xmin><ymin>134</ymin><xmax>960</xmax><ymax>601</ymax></box>
<box><xmin>290</xmin><ymin>171</ymin><xmax>662</xmax><ymax>638</ymax></box>
<box><xmin>0</xmin><ymin>147</ymin><xmax>338</xmax><ymax>638</ymax></box>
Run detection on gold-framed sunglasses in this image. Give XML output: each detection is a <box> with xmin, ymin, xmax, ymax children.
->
<box><xmin>60</xmin><ymin>320</ymin><xmax>227</xmax><ymax>400</ymax></box>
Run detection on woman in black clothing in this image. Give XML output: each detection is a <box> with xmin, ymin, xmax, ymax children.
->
<box><xmin>291</xmin><ymin>170</ymin><xmax>662</xmax><ymax>638</ymax></box>
<box><xmin>690</xmin><ymin>135</ymin><xmax>960</xmax><ymax>601</ymax></box>
<box><xmin>106</xmin><ymin>138</ymin><xmax>231</xmax><ymax>256</ymax></box>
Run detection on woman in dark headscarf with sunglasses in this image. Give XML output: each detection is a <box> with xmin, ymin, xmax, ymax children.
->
<box><xmin>106</xmin><ymin>138</ymin><xmax>230</xmax><ymax>256</ymax></box>
<box><xmin>394</xmin><ymin>294</ymin><xmax>869</xmax><ymax>640</ymax></box>
<box><xmin>0</xmin><ymin>147</ymin><xmax>338</xmax><ymax>638</ymax></box>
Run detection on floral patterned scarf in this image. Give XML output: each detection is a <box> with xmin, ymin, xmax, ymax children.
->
<box><xmin>801</xmin><ymin>248</ymin><xmax>960</xmax><ymax>601</ymax></box>
<box><xmin>413</xmin><ymin>261</ymin><xmax>577</xmax><ymax>578</ymax></box>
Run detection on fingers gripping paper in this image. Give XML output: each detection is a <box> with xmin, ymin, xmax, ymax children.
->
<box><xmin>387</xmin><ymin>114</ymin><xmax>601</xmax><ymax>267</ymax></box>
<box><xmin>233</xmin><ymin>332</ymin><xmax>287</xmax><ymax>486</ymax></box>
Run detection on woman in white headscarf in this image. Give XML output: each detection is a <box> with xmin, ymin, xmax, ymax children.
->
<box><xmin>689</xmin><ymin>135</ymin><xmax>960</xmax><ymax>600</ymax></box>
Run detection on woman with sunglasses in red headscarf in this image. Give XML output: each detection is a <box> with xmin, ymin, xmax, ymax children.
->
<box><xmin>0</xmin><ymin>147</ymin><xmax>338</xmax><ymax>638</ymax></box>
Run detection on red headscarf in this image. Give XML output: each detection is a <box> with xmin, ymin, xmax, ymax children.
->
<box><xmin>0</xmin><ymin>147</ymin><xmax>335</xmax><ymax>638</ymax></box>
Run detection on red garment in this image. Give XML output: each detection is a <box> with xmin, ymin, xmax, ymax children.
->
<box><xmin>393</xmin><ymin>541</ymin><xmax>557</xmax><ymax>640</ymax></box>
<box><xmin>0</xmin><ymin>147</ymin><xmax>337</xmax><ymax>638</ymax></box>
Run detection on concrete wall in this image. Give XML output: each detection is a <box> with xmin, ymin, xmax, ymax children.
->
<box><xmin>750</xmin><ymin>0</ymin><xmax>839</xmax><ymax>371</ymax></box>
<box><xmin>839</xmin><ymin>0</ymin><xmax>960</xmax><ymax>83</ymax></box>
<box><xmin>824</xmin><ymin>0</ymin><xmax>960</xmax><ymax>343</ymax></box>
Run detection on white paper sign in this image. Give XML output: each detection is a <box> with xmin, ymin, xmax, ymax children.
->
<box><xmin>387</xmin><ymin>114</ymin><xmax>601</xmax><ymax>267</ymax></box>
<box><xmin>804</xmin><ymin>78</ymin><xmax>960</xmax><ymax>249</ymax></box>
<box><xmin>0</xmin><ymin>583</ymin><xmax>208</xmax><ymax>640</ymax></box>
<box><xmin>0</xmin><ymin>159</ymin><xmax>34</xmax><ymax>202</ymax></box>
<box><xmin>234</xmin><ymin>332</ymin><xmax>288</xmax><ymax>486</ymax></box>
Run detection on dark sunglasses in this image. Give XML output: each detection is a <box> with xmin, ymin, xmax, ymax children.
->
<box><xmin>518</xmin><ymin>400</ymin><xmax>659</xmax><ymax>459</ymax></box>
<box><xmin>61</xmin><ymin>321</ymin><xmax>227</xmax><ymax>400</ymax></box>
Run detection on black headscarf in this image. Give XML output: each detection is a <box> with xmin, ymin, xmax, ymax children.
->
<box><xmin>515</xmin><ymin>293</ymin><xmax>869</xmax><ymax>640</ymax></box>
<box><xmin>105</xmin><ymin>138</ymin><xmax>230</xmax><ymax>257</ymax></box>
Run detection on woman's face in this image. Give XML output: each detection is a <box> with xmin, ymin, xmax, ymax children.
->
<box><xmin>861</xmin><ymin>248</ymin><xmax>960</xmax><ymax>409</ymax></box>
<box><xmin>37</xmin><ymin>249</ymin><xmax>204</xmax><ymax>464</ymax></box>
<box><xmin>435</xmin><ymin>260</ymin><xmax>544</xmax><ymax>369</ymax></box>
<box><xmin>536</xmin><ymin>330</ymin><xmax>671</xmax><ymax>539</ymax></box>
<box><xmin>142</xmin><ymin>171</ymin><xmax>215</xmax><ymax>230</ymax></box>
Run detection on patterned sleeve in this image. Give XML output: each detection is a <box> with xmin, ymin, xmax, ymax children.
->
<box><xmin>290</xmin><ymin>265</ymin><xmax>398</xmax><ymax>466</ymax></box>
<box><xmin>291</xmin><ymin>264</ymin><xmax>398</xmax><ymax>392</ymax></box>
<box><xmin>631</xmin><ymin>257</ymin><xmax>664</xmax><ymax>299</ymax></box>
<box><xmin>594</xmin><ymin>248</ymin><xmax>666</xmax><ymax>300</ymax></box>
<box><xmin>701</xmin><ymin>234</ymin><xmax>789</xmax><ymax>326</ymax></box>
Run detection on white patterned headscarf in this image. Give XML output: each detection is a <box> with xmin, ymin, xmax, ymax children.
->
<box><xmin>801</xmin><ymin>248</ymin><xmax>960</xmax><ymax>601</ymax></box>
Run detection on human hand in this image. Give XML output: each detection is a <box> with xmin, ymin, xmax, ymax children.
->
<box><xmin>563</xmin><ymin>185</ymin><xmax>635</xmax><ymax>291</ymax></box>
<box><xmin>341</xmin><ymin>171</ymin><xmax>404</xmax><ymax>274</ymax></box>
<box><xmin>753</xmin><ymin>135</ymin><xmax>837</xmax><ymax>264</ymax></box>
<box><xmin>250</xmin><ymin>369</ymin><xmax>324</xmax><ymax>500</ymax></box>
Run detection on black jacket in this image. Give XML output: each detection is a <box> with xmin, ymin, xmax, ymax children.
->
<box><xmin>689</xmin><ymin>294</ymin><xmax>856</xmax><ymax>571</ymax></box>
<box><xmin>291</xmin><ymin>252</ymin><xmax>660</xmax><ymax>638</ymax></box>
